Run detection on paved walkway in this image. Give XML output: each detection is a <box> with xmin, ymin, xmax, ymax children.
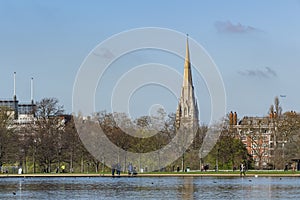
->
<box><xmin>1</xmin><ymin>173</ymin><xmax>300</xmax><ymax>178</ymax></box>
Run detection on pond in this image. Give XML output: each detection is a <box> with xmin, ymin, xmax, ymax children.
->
<box><xmin>0</xmin><ymin>176</ymin><xmax>300</xmax><ymax>199</ymax></box>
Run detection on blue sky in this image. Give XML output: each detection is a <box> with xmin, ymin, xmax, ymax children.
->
<box><xmin>0</xmin><ymin>0</ymin><xmax>300</xmax><ymax>122</ymax></box>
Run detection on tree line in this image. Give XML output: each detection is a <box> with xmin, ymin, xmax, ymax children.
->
<box><xmin>1</xmin><ymin>97</ymin><xmax>299</xmax><ymax>173</ymax></box>
<box><xmin>0</xmin><ymin>97</ymin><xmax>250</xmax><ymax>173</ymax></box>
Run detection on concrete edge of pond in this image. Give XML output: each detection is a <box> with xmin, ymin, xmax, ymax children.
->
<box><xmin>1</xmin><ymin>173</ymin><xmax>300</xmax><ymax>178</ymax></box>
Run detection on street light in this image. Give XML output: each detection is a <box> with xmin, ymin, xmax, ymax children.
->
<box><xmin>215</xmin><ymin>148</ymin><xmax>220</xmax><ymax>172</ymax></box>
<box><xmin>33</xmin><ymin>139</ymin><xmax>37</xmax><ymax>173</ymax></box>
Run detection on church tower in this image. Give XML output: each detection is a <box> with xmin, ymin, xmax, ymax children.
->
<box><xmin>175</xmin><ymin>35</ymin><xmax>199</xmax><ymax>130</ymax></box>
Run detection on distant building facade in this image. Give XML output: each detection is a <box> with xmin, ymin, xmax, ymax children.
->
<box><xmin>0</xmin><ymin>73</ymin><xmax>36</xmax><ymax>124</ymax></box>
<box><xmin>229</xmin><ymin>111</ymin><xmax>288</xmax><ymax>169</ymax></box>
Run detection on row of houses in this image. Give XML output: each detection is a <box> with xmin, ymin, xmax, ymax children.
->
<box><xmin>228</xmin><ymin>111</ymin><xmax>299</xmax><ymax>169</ymax></box>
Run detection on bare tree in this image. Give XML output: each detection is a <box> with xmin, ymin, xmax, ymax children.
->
<box><xmin>246</xmin><ymin>121</ymin><xmax>269</xmax><ymax>169</ymax></box>
<box><xmin>275</xmin><ymin>111</ymin><xmax>300</xmax><ymax>168</ymax></box>
<box><xmin>36</xmin><ymin>98</ymin><xmax>64</xmax><ymax>119</ymax></box>
<box><xmin>33</xmin><ymin>98</ymin><xmax>64</xmax><ymax>173</ymax></box>
<box><xmin>0</xmin><ymin>107</ymin><xmax>18</xmax><ymax>170</ymax></box>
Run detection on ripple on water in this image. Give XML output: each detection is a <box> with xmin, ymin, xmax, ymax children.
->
<box><xmin>0</xmin><ymin>176</ymin><xmax>300</xmax><ymax>199</ymax></box>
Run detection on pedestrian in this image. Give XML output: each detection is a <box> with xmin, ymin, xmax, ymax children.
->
<box><xmin>284</xmin><ymin>163</ymin><xmax>288</xmax><ymax>171</ymax></box>
<box><xmin>292</xmin><ymin>163</ymin><xmax>296</xmax><ymax>172</ymax></box>
<box><xmin>128</xmin><ymin>163</ymin><xmax>133</xmax><ymax>175</ymax></box>
<box><xmin>61</xmin><ymin>165</ymin><xmax>65</xmax><ymax>173</ymax></box>
<box><xmin>233</xmin><ymin>166</ymin><xmax>237</xmax><ymax>171</ymax></box>
<box><xmin>116</xmin><ymin>163</ymin><xmax>121</xmax><ymax>176</ymax></box>
<box><xmin>133</xmin><ymin>167</ymin><xmax>137</xmax><ymax>175</ymax></box>
<box><xmin>240</xmin><ymin>163</ymin><xmax>246</xmax><ymax>177</ymax></box>
<box><xmin>112</xmin><ymin>164</ymin><xmax>116</xmax><ymax>176</ymax></box>
<box><xmin>204</xmin><ymin>164</ymin><xmax>209</xmax><ymax>171</ymax></box>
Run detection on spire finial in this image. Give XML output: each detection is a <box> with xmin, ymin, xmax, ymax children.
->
<box><xmin>185</xmin><ymin>34</ymin><xmax>190</xmax><ymax>64</ymax></box>
<box><xmin>183</xmin><ymin>34</ymin><xmax>192</xmax><ymax>86</ymax></box>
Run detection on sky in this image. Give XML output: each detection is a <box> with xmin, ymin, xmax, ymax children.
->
<box><xmin>0</xmin><ymin>0</ymin><xmax>300</xmax><ymax>123</ymax></box>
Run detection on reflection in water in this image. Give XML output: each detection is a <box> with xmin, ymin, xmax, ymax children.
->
<box><xmin>0</xmin><ymin>177</ymin><xmax>300</xmax><ymax>199</ymax></box>
<box><xmin>180</xmin><ymin>177</ymin><xmax>194</xmax><ymax>200</ymax></box>
<box><xmin>18</xmin><ymin>180</ymin><xmax>22</xmax><ymax>198</ymax></box>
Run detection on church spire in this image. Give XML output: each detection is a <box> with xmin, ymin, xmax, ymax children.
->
<box><xmin>175</xmin><ymin>34</ymin><xmax>199</xmax><ymax>130</ymax></box>
<box><xmin>183</xmin><ymin>34</ymin><xmax>193</xmax><ymax>87</ymax></box>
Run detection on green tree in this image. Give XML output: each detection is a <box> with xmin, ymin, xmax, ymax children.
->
<box><xmin>205</xmin><ymin>122</ymin><xmax>251</xmax><ymax>170</ymax></box>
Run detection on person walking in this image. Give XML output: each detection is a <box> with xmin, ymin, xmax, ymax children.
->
<box><xmin>112</xmin><ymin>164</ymin><xmax>116</xmax><ymax>176</ymax></box>
<box><xmin>128</xmin><ymin>163</ymin><xmax>133</xmax><ymax>176</ymax></box>
<box><xmin>116</xmin><ymin>163</ymin><xmax>121</xmax><ymax>176</ymax></box>
<box><xmin>240</xmin><ymin>163</ymin><xmax>246</xmax><ymax>177</ymax></box>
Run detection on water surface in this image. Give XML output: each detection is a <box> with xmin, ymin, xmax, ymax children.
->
<box><xmin>0</xmin><ymin>176</ymin><xmax>300</xmax><ymax>199</ymax></box>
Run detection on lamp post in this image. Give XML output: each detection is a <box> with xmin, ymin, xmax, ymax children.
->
<box><xmin>33</xmin><ymin>139</ymin><xmax>36</xmax><ymax>173</ymax></box>
<box><xmin>199</xmin><ymin>156</ymin><xmax>203</xmax><ymax>171</ymax></box>
<box><xmin>282</xmin><ymin>137</ymin><xmax>287</xmax><ymax>170</ymax></box>
<box><xmin>215</xmin><ymin>148</ymin><xmax>220</xmax><ymax>172</ymax></box>
<box><xmin>181</xmin><ymin>127</ymin><xmax>186</xmax><ymax>172</ymax></box>
<box><xmin>101</xmin><ymin>156</ymin><xmax>105</xmax><ymax>175</ymax></box>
